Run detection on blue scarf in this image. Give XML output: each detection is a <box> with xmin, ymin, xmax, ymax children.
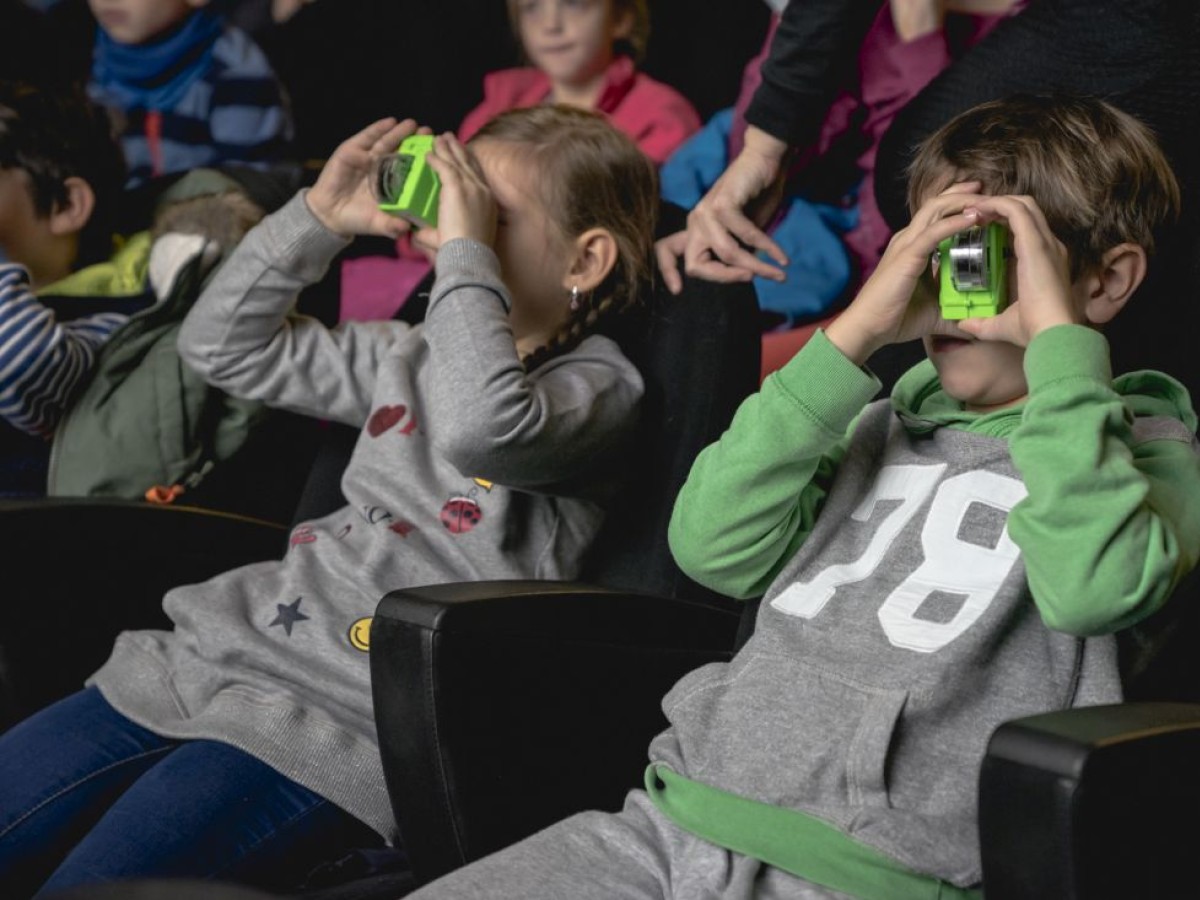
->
<box><xmin>92</xmin><ymin>10</ymin><xmax>224</xmax><ymax>111</ymax></box>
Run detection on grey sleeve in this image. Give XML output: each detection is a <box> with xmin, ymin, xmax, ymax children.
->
<box><xmin>178</xmin><ymin>191</ymin><xmax>413</xmax><ymax>428</ymax></box>
<box><xmin>422</xmin><ymin>239</ymin><xmax>644</xmax><ymax>492</ymax></box>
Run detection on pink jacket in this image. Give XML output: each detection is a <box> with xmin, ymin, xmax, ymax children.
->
<box><xmin>458</xmin><ymin>55</ymin><xmax>700</xmax><ymax>164</ymax></box>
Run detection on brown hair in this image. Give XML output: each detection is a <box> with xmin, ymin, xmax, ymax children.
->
<box><xmin>507</xmin><ymin>0</ymin><xmax>651</xmax><ymax>64</ymax></box>
<box><xmin>472</xmin><ymin>104</ymin><xmax>658</xmax><ymax>371</ymax></box>
<box><xmin>907</xmin><ymin>94</ymin><xmax>1180</xmax><ymax>279</ymax></box>
<box><xmin>0</xmin><ymin>81</ymin><xmax>126</xmax><ymax>268</ymax></box>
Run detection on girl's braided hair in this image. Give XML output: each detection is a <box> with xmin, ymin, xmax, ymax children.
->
<box><xmin>471</xmin><ymin>105</ymin><xmax>658</xmax><ymax>372</ymax></box>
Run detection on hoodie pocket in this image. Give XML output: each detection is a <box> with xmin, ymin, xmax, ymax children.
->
<box><xmin>660</xmin><ymin>652</ymin><xmax>908</xmax><ymax>816</ymax></box>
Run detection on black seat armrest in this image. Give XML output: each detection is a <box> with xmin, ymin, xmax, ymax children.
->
<box><xmin>0</xmin><ymin>498</ymin><xmax>286</xmax><ymax>729</ymax></box>
<box><xmin>369</xmin><ymin>581</ymin><xmax>741</xmax><ymax>885</ymax></box>
<box><xmin>979</xmin><ymin>701</ymin><xmax>1200</xmax><ymax>899</ymax></box>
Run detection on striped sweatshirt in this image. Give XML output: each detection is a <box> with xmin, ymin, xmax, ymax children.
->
<box><xmin>0</xmin><ymin>264</ymin><xmax>128</xmax><ymax>437</ymax></box>
<box><xmin>89</xmin><ymin>23</ymin><xmax>292</xmax><ymax>189</ymax></box>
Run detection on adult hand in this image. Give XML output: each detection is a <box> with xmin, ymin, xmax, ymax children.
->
<box><xmin>307</xmin><ymin>117</ymin><xmax>419</xmax><ymax>240</ymax></box>
<box><xmin>889</xmin><ymin>0</ymin><xmax>945</xmax><ymax>42</ymax></box>
<box><xmin>272</xmin><ymin>0</ymin><xmax>318</xmax><ymax>24</ymax></box>
<box><xmin>663</xmin><ymin>126</ymin><xmax>790</xmax><ymax>294</ymax></box>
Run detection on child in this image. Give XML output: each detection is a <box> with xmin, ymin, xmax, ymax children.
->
<box><xmin>461</xmin><ymin>0</ymin><xmax>699</xmax><ymax>164</ymax></box>
<box><xmin>402</xmin><ymin>94</ymin><xmax>1200</xmax><ymax>898</ymax></box>
<box><xmin>0</xmin><ymin>104</ymin><xmax>658</xmax><ymax>895</ymax></box>
<box><xmin>0</xmin><ymin>80</ymin><xmax>142</xmax><ymax>494</ymax></box>
<box><xmin>341</xmin><ymin>0</ymin><xmax>697</xmax><ymax>325</ymax></box>
<box><xmin>86</xmin><ymin>0</ymin><xmax>293</xmax><ymax>189</ymax></box>
<box><xmin>0</xmin><ymin>80</ymin><xmax>286</xmax><ymax>508</ymax></box>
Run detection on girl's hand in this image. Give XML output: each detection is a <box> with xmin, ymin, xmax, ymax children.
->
<box><xmin>417</xmin><ymin>133</ymin><xmax>497</xmax><ymax>253</ymax></box>
<box><xmin>955</xmin><ymin>195</ymin><xmax>1077</xmax><ymax>346</ymax></box>
<box><xmin>307</xmin><ymin>117</ymin><xmax>419</xmax><ymax>240</ymax></box>
<box><xmin>826</xmin><ymin>181</ymin><xmax>983</xmax><ymax>364</ymax></box>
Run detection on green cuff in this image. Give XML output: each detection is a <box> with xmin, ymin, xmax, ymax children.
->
<box><xmin>1023</xmin><ymin>324</ymin><xmax>1111</xmax><ymax>394</ymax></box>
<box><xmin>768</xmin><ymin>329</ymin><xmax>881</xmax><ymax>436</ymax></box>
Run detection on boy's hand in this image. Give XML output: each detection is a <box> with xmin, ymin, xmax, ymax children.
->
<box><xmin>415</xmin><ymin>133</ymin><xmax>497</xmax><ymax>253</ymax></box>
<box><xmin>955</xmin><ymin>195</ymin><xmax>1078</xmax><ymax>345</ymax></box>
<box><xmin>307</xmin><ymin>117</ymin><xmax>419</xmax><ymax>240</ymax></box>
<box><xmin>826</xmin><ymin>182</ymin><xmax>983</xmax><ymax>365</ymax></box>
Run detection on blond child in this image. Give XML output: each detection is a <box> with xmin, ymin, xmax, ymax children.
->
<box><xmin>461</xmin><ymin>0</ymin><xmax>699</xmax><ymax>164</ymax></box>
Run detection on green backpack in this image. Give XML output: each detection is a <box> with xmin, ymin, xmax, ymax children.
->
<box><xmin>47</xmin><ymin>170</ymin><xmax>269</xmax><ymax>505</ymax></box>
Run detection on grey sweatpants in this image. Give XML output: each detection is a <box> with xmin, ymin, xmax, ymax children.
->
<box><xmin>405</xmin><ymin>789</ymin><xmax>850</xmax><ymax>900</ymax></box>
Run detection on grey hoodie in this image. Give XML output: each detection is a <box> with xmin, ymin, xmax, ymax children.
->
<box><xmin>88</xmin><ymin>193</ymin><xmax>643</xmax><ymax>839</ymax></box>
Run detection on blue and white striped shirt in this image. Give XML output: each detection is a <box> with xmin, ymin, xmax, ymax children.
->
<box><xmin>0</xmin><ymin>264</ymin><xmax>128</xmax><ymax>436</ymax></box>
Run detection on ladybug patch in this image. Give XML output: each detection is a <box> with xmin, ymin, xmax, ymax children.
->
<box><xmin>440</xmin><ymin>496</ymin><xmax>482</xmax><ymax>534</ymax></box>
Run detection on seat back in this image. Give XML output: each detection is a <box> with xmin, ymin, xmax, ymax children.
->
<box><xmin>367</xmin><ymin>272</ymin><xmax>759</xmax><ymax>884</ymax></box>
<box><xmin>581</xmin><ymin>271</ymin><xmax>761</xmax><ymax>600</ymax></box>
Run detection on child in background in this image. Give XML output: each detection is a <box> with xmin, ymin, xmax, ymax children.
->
<box><xmin>0</xmin><ymin>104</ymin><xmax>658</xmax><ymax>896</ymax></box>
<box><xmin>341</xmin><ymin>0</ymin><xmax>698</xmax><ymax>324</ymax></box>
<box><xmin>462</xmin><ymin>0</ymin><xmax>699</xmax><ymax>164</ymax></box>
<box><xmin>0</xmin><ymin>81</ymin><xmax>143</xmax><ymax>494</ymax></box>
<box><xmin>403</xmin><ymin>94</ymin><xmax>1200</xmax><ymax>899</ymax></box>
<box><xmin>87</xmin><ymin>0</ymin><xmax>293</xmax><ymax>190</ymax></box>
<box><xmin>0</xmin><ymin>79</ymin><xmax>289</xmax><ymax>510</ymax></box>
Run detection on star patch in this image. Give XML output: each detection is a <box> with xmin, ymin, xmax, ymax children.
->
<box><xmin>269</xmin><ymin>597</ymin><xmax>310</xmax><ymax>636</ymax></box>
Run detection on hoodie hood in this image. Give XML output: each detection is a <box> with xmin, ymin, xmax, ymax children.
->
<box><xmin>888</xmin><ymin>355</ymin><xmax>1197</xmax><ymax>437</ymax></box>
<box><xmin>1113</xmin><ymin>370</ymin><xmax>1198</xmax><ymax>431</ymax></box>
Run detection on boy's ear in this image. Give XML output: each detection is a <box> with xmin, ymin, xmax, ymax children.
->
<box><xmin>1081</xmin><ymin>242</ymin><xmax>1146</xmax><ymax>326</ymax></box>
<box><xmin>47</xmin><ymin>177</ymin><xmax>95</xmax><ymax>239</ymax></box>
<box><xmin>563</xmin><ymin>227</ymin><xmax>618</xmax><ymax>295</ymax></box>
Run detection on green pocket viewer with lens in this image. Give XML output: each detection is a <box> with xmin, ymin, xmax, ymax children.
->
<box><xmin>375</xmin><ymin>134</ymin><xmax>439</xmax><ymax>228</ymax></box>
<box><xmin>937</xmin><ymin>222</ymin><xmax>1010</xmax><ymax>319</ymax></box>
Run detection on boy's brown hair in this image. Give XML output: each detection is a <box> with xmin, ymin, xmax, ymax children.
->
<box><xmin>907</xmin><ymin>94</ymin><xmax>1181</xmax><ymax>279</ymax></box>
<box><xmin>471</xmin><ymin>104</ymin><xmax>658</xmax><ymax>371</ymax></box>
<box><xmin>507</xmin><ymin>0</ymin><xmax>651</xmax><ymax>63</ymax></box>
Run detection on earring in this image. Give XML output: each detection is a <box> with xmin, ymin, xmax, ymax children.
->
<box><xmin>569</xmin><ymin>285</ymin><xmax>580</xmax><ymax>311</ymax></box>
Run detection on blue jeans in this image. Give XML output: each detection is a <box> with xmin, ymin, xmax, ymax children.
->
<box><xmin>0</xmin><ymin>688</ymin><xmax>384</xmax><ymax>897</ymax></box>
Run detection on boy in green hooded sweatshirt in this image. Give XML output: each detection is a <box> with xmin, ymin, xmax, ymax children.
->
<box><xmin>406</xmin><ymin>94</ymin><xmax>1200</xmax><ymax>899</ymax></box>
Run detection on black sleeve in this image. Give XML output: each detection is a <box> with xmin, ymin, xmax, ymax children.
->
<box><xmin>744</xmin><ymin>0</ymin><xmax>880</xmax><ymax>148</ymax></box>
<box><xmin>874</xmin><ymin>0</ymin><xmax>1200</xmax><ymax>230</ymax></box>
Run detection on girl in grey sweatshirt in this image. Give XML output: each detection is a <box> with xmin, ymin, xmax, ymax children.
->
<box><xmin>0</xmin><ymin>105</ymin><xmax>658</xmax><ymax>897</ymax></box>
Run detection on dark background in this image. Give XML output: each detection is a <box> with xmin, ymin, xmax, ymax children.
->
<box><xmin>3</xmin><ymin>0</ymin><xmax>772</xmax><ymax>162</ymax></box>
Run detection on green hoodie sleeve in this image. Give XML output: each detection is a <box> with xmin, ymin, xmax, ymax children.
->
<box><xmin>1009</xmin><ymin>325</ymin><xmax>1200</xmax><ymax>635</ymax></box>
<box><xmin>668</xmin><ymin>330</ymin><xmax>880</xmax><ymax>599</ymax></box>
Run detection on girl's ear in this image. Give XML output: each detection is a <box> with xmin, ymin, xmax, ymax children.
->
<box><xmin>1082</xmin><ymin>242</ymin><xmax>1146</xmax><ymax>326</ymax></box>
<box><xmin>47</xmin><ymin>177</ymin><xmax>95</xmax><ymax>239</ymax></box>
<box><xmin>612</xmin><ymin>7</ymin><xmax>636</xmax><ymax>42</ymax></box>
<box><xmin>564</xmin><ymin>227</ymin><xmax>618</xmax><ymax>294</ymax></box>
